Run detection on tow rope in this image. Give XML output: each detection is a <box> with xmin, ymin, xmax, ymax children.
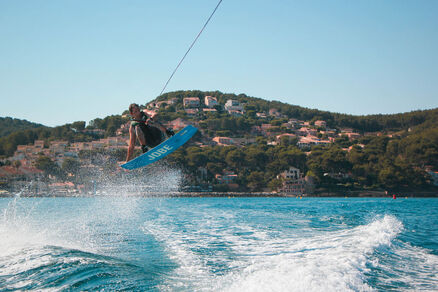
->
<box><xmin>159</xmin><ymin>0</ymin><xmax>223</xmax><ymax>96</ymax></box>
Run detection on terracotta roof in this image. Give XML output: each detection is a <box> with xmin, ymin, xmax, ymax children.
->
<box><xmin>0</xmin><ymin>166</ymin><xmax>43</xmax><ymax>177</ymax></box>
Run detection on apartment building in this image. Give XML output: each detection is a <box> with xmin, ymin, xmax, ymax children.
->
<box><xmin>314</xmin><ymin>120</ymin><xmax>327</xmax><ymax>128</ymax></box>
<box><xmin>204</xmin><ymin>96</ymin><xmax>218</xmax><ymax>108</ymax></box>
<box><xmin>224</xmin><ymin>100</ymin><xmax>244</xmax><ymax>112</ymax></box>
<box><xmin>212</xmin><ymin>137</ymin><xmax>234</xmax><ymax>146</ymax></box>
<box><xmin>277</xmin><ymin>167</ymin><xmax>305</xmax><ymax>196</ymax></box>
<box><xmin>183</xmin><ymin>97</ymin><xmax>200</xmax><ymax>108</ymax></box>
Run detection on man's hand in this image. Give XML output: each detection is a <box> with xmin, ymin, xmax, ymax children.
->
<box><xmin>144</xmin><ymin>109</ymin><xmax>157</xmax><ymax>119</ymax></box>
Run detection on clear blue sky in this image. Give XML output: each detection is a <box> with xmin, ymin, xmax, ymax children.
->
<box><xmin>1</xmin><ymin>0</ymin><xmax>437</xmax><ymax>127</ymax></box>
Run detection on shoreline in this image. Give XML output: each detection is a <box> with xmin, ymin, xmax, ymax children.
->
<box><xmin>1</xmin><ymin>190</ymin><xmax>437</xmax><ymax>198</ymax></box>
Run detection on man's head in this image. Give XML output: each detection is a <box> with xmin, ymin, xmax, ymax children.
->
<box><xmin>129</xmin><ymin>103</ymin><xmax>140</xmax><ymax>114</ymax></box>
<box><xmin>129</xmin><ymin>103</ymin><xmax>145</xmax><ymax>119</ymax></box>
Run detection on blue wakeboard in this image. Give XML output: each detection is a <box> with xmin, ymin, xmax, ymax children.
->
<box><xmin>120</xmin><ymin>125</ymin><xmax>197</xmax><ymax>170</ymax></box>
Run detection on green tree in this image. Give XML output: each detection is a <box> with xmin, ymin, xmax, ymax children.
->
<box><xmin>71</xmin><ymin>121</ymin><xmax>86</xmax><ymax>131</ymax></box>
<box><xmin>35</xmin><ymin>155</ymin><xmax>64</xmax><ymax>179</ymax></box>
<box><xmin>247</xmin><ymin>171</ymin><xmax>266</xmax><ymax>191</ymax></box>
<box><xmin>62</xmin><ymin>158</ymin><xmax>81</xmax><ymax>176</ymax></box>
<box><xmin>225</xmin><ymin>148</ymin><xmax>245</xmax><ymax>169</ymax></box>
<box><xmin>245</xmin><ymin>146</ymin><xmax>269</xmax><ymax>171</ymax></box>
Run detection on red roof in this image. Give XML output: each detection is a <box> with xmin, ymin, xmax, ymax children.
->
<box><xmin>0</xmin><ymin>166</ymin><xmax>43</xmax><ymax>177</ymax></box>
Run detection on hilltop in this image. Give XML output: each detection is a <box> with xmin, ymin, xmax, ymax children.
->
<box><xmin>155</xmin><ymin>90</ymin><xmax>438</xmax><ymax>132</ymax></box>
<box><xmin>0</xmin><ymin>117</ymin><xmax>45</xmax><ymax>138</ymax></box>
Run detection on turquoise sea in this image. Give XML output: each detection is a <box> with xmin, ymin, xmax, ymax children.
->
<box><xmin>1</xmin><ymin>195</ymin><xmax>437</xmax><ymax>291</ymax></box>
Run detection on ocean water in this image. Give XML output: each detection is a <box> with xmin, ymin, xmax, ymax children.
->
<box><xmin>1</xmin><ymin>195</ymin><xmax>437</xmax><ymax>291</ymax></box>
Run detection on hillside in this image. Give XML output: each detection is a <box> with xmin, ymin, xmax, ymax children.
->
<box><xmin>1</xmin><ymin>90</ymin><xmax>437</xmax><ymax>194</ymax></box>
<box><xmin>0</xmin><ymin>117</ymin><xmax>45</xmax><ymax>138</ymax></box>
<box><xmin>144</xmin><ymin>91</ymin><xmax>438</xmax><ymax>192</ymax></box>
<box><xmin>155</xmin><ymin>90</ymin><xmax>438</xmax><ymax>133</ymax></box>
<box><xmin>0</xmin><ymin>116</ymin><xmax>127</xmax><ymax>158</ymax></box>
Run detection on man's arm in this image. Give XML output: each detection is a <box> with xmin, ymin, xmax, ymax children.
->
<box><xmin>143</xmin><ymin>109</ymin><xmax>157</xmax><ymax>119</ymax></box>
<box><xmin>125</xmin><ymin>126</ymin><xmax>136</xmax><ymax>162</ymax></box>
<box><xmin>148</xmin><ymin>119</ymin><xmax>167</xmax><ymax>133</ymax></box>
<box><xmin>145</xmin><ymin>114</ymin><xmax>167</xmax><ymax>133</ymax></box>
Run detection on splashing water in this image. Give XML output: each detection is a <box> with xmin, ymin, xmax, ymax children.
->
<box><xmin>1</xmin><ymin>195</ymin><xmax>437</xmax><ymax>291</ymax></box>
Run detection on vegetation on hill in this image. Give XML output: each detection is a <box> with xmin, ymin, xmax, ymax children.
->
<box><xmin>0</xmin><ymin>117</ymin><xmax>45</xmax><ymax>138</ymax></box>
<box><xmin>156</xmin><ymin>90</ymin><xmax>438</xmax><ymax>132</ymax></box>
<box><xmin>0</xmin><ymin>117</ymin><xmax>128</xmax><ymax>158</ymax></box>
<box><xmin>153</xmin><ymin>90</ymin><xmax>438</xmax><ymax>192</ymax></box>
<box><xmin>1</xmin><ymin>90</ymin><xmax>437</xmax><ymax>193</ymax></box>
<box><xmin>166</xmin><ymin>133</ymin><xmax>437</xmax><ymax>192</ymax></box>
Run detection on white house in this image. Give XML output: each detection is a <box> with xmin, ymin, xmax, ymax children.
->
<box><xmin>224</xmin><ymin>100</ymin><xmax>244</xmax><ymax>112</ymax></box>
<box><xmin>204</xmin><ymin>96</ymin><xmax>218</xmax><ymax>108</ymax></box>
<box><xmin>277</xmin><ymin>167</ymin><xmax>305</xmax><ymax>196</ymax></box>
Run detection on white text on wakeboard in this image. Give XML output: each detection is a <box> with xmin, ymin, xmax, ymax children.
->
<box><xmin>148</xmin><ymin>145</ymin><xmax>174</xmax><ymax>160</ymax></box>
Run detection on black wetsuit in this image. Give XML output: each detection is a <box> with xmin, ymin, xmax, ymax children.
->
<box><xmin>131</xmin><ymin>113</ymin><xmax>164</xmax><ymax>148</ymax></box>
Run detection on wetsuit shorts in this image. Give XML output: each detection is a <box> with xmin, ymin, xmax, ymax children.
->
<box><xmin>131</xmin><ymin>121</ymin><xmax>165</xmax><ymax>148</ymax></box>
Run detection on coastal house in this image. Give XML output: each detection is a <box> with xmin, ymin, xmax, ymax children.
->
<box><xmin>279</xmin><ymin>167</ymin><xmax>301</xmax><ymax>180</ymax></box>
<box><xmin>297</xmin><ymin>136</ymin><xmax>331</xmax><ymax>149</ymax></box>
<box><xmin>91</xmin><ymin>141</ymin><xmax>105</xmax><ymax>149</ymax></box>
<box><xmin>70</xmin><ymin>142</ymin><xmax>93</xmax><ymax>152</ymax></box>
<box><xmin>297</xmin><ymin>127</ymin><xmax>318</xmax><ymax>136</ymax></box>
<box><xmin>277</xmin><ymin>167</ymin><xmax>305</xmax><ymax>196</ymax></box>
<box><xmin>215</xmin><ymin>170</ymin><xmax>238</xmax><ymax>185</ymax></box>
<box><xmin>228</xmin><ymin>110</ymin><xmax>244</xmax><ymax>117</ymax></box>
<box><xmin>364</xmin><ymin>132</ymin><xmax>380</xmax><ymax>137</ymax></box>
<box><xmin>48</xmin><ymin>181</ymin><xmax>77</xmax><ymax>195</ymax></box>
<box><xmin>269</xmin><ymin>108</ymin><xmax>282</xmax><ymax>117</ymax></box>
<box><xmin>32</xmin><ymin>140</ymin><xmax>44</xmax><ymax>150</ymax></box>
<box><xmin>288</xmin><ymin>119</ymin><xmax>301</xmax><ymax>128</ymax></box>
<box><xmin>340</xmin><ymin>128</ymin><xmax>354</xmax><ymax>134</ymax></box>
<box><xmin>261</xmin><ymin>124</ymin><xmax>274</xmax><ymax>131</ymax></box>
<box><xmin>224</xmin><ymin>100</ymin><xmax>244</xmax><ymax>113</ymax></box>
<box><xmin>17</xmin><ymin>158</ymin><xmax>33</xmax><ymax>168</ymax></box>
<box><xmin>184</xmin><ymin>108</ymin><xmax>199</xmax><ymax>116</ymax></box>
<box><xmin>183</xmin><ymin>97</ymin><xmax>200</xmax><ymax>108</ymax></box>
<box><xmin>0</xmin><ymin>165</ymin><xmax>43</xmax><ymax>180</ymax></box>
<box><xmin>13</xmin><ymin>145</ymin><xmax>33</xmax><ymax>159</ymax></box>
<box><xmin>99</xmin><ymin>137</ymin><xmax>128</xmax><ymax>149</ymax></box>
<box><xmin>314</xmin><ymin>120</ymin><xmax>327</xmax><ymax>128</ymax></box>
<box><xmin>204</xmin><ymin>96</ymin><xmax>218</xmax><ymax>108</ymax></box>
<box><xmin>147</xmin><ymin>98</ymin><xmax>178</xmax><ymax>109</ymax></box>
<box><xmin>320</xmin><ymin>130</ymin><xmax>337</xmax><ymax>138</ymax></box>
<box><xmin>50</xmin><ymin>141</ymin><xmax>68</xmax><ymax>154</ymax></box>
<box><xmin>282</xmin><ymin>122</ymin><xmax>293</xmax><ymax>129</ymax></box>
<box><xmin>12</xmin><ymin>140</ymin><xmax>50</xmax><ymax>164</ymax></box>
<box><xmin>341</xmin><ymin>132</ymin><xmax>361</xmax><ymax>140</ymax></box>
<box><xmin>116</xmin><ymin>122</ymin><xmax>130</xmax><ymax>136</ymax></box>
<box><xmin>212</xmin><ymin>137</ymin><xmax>234</xmax><ymax>146</ymax></box>
<box><xmin>202</xmin><ymin>108</ymin><xmax>217</xmax><ymax>113</ymax></box>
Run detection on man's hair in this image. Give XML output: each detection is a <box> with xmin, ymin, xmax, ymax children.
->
<box><xmin>129</xmin><ymin>103</ymin><xmax>140</xmax><ymax>113</ymax></box>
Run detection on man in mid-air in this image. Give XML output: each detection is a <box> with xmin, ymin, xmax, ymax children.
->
<box><xmin>125</xmin><ymin>103</ymin><xmax>173</xmax><ymax>162</ymax></box>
